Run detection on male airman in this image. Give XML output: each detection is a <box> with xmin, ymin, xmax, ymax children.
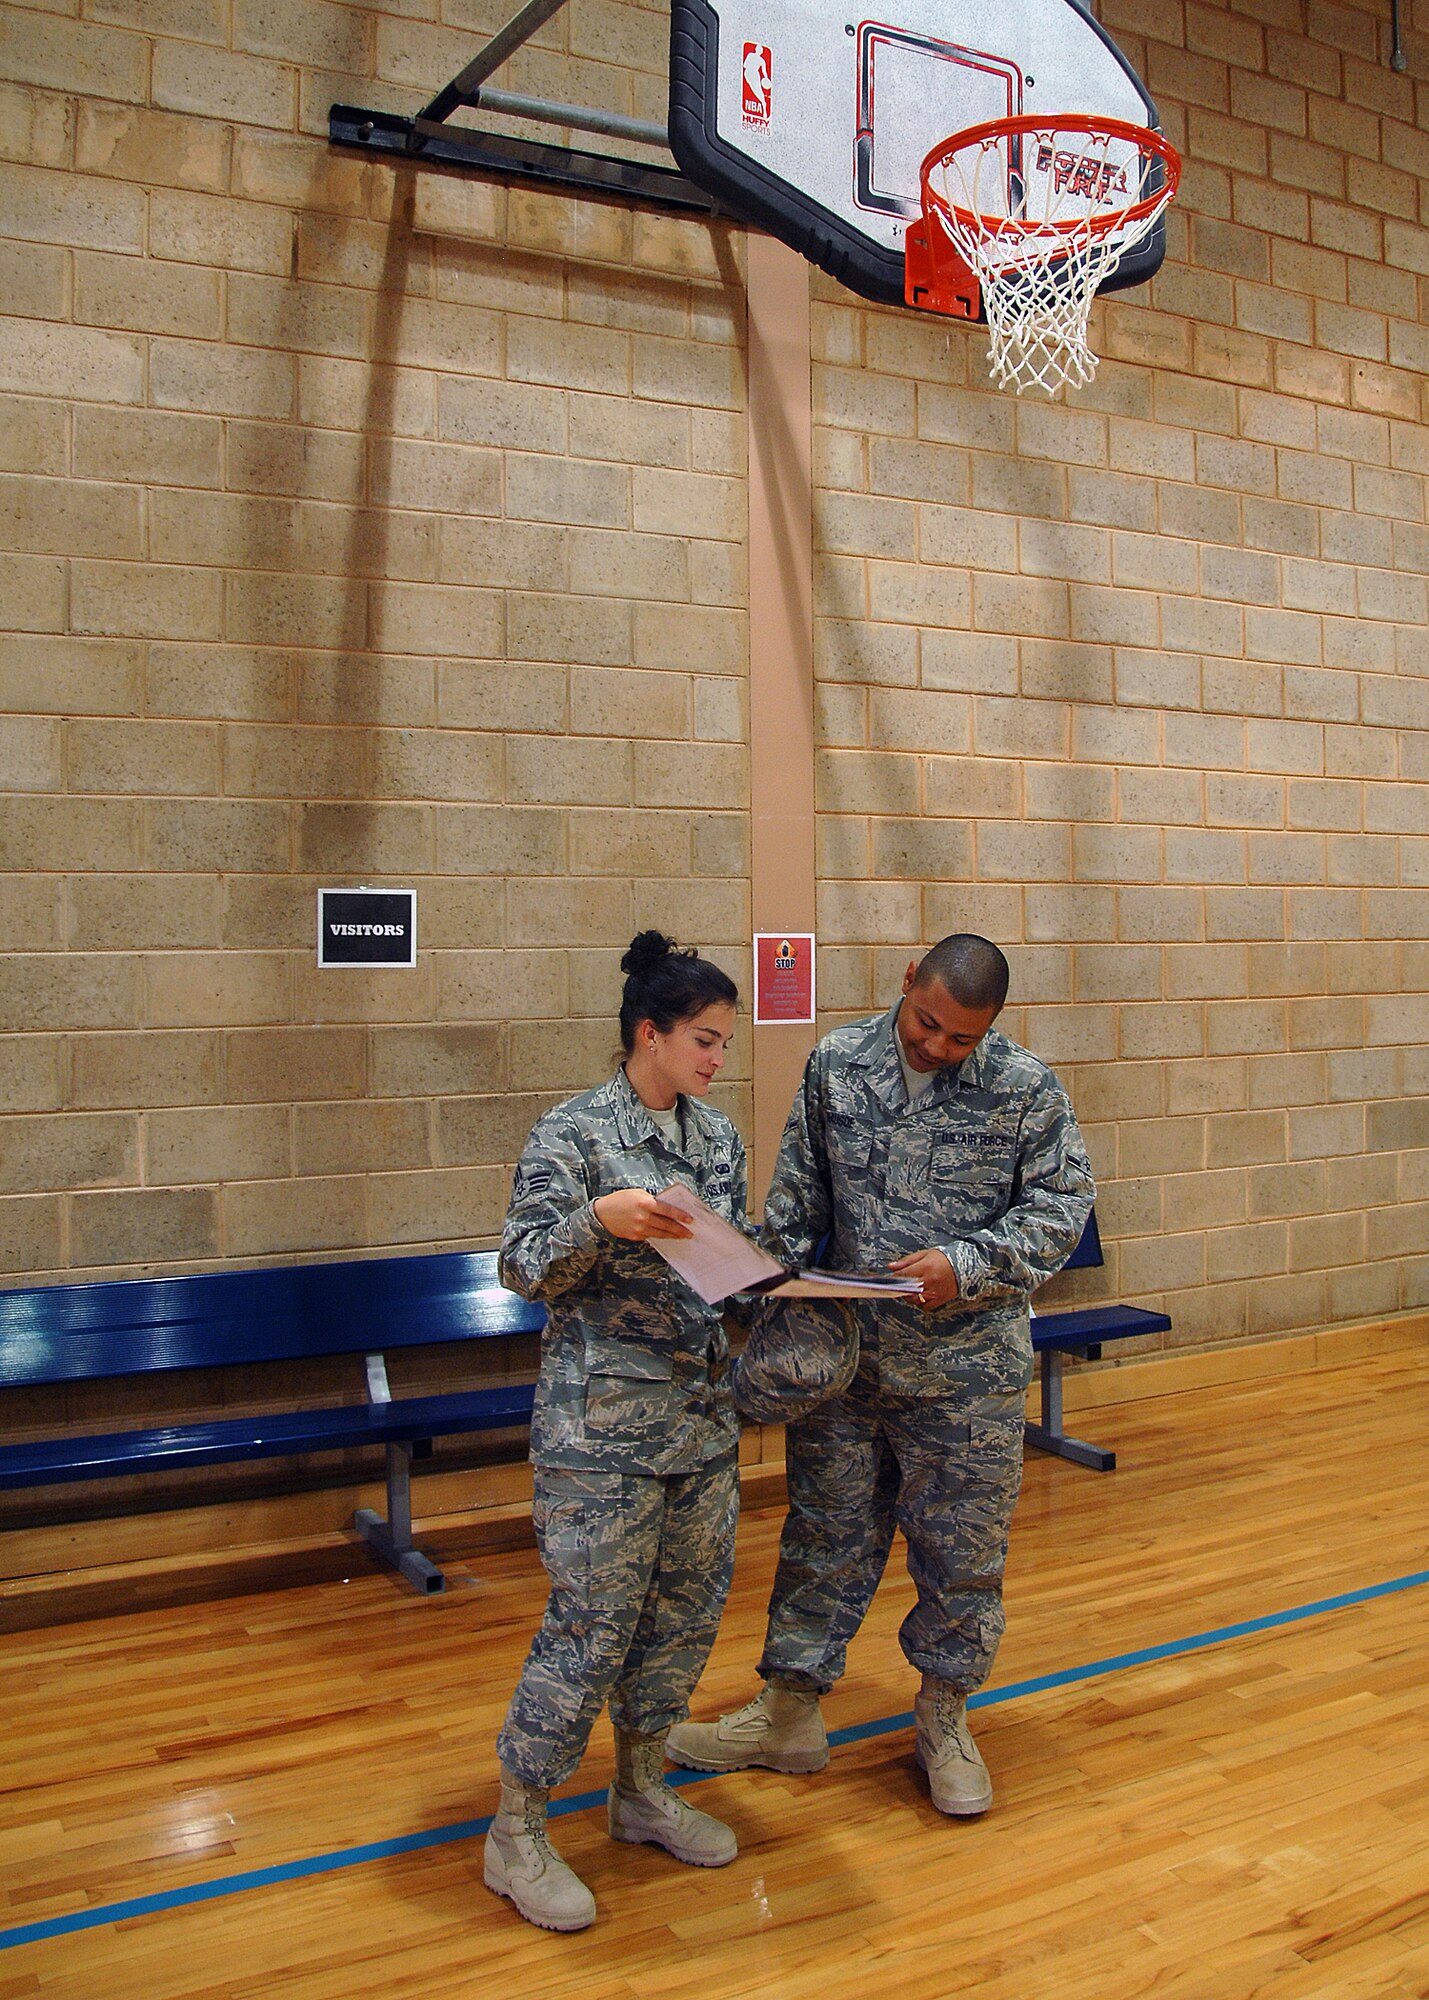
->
<box><xmin>668</xmin><ymin>934</ymin><xmax>1095</xmax><ymax>1814</ymax></box>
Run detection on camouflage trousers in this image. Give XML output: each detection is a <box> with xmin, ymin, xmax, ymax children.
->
<box><xmin>497</xmin><ymin>1455</ymin><xmax>739</xmax><ymax>1789</ymax></box>
<box><xmin>757</xmin><ymin>1379</ymin><xmax>1026</xmax><ymax>1698</ymax></box>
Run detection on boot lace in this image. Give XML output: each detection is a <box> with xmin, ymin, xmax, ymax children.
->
<box><xmin>520</xmin><ymin>1796</ymin><xmax>559</xmax><ymax>1860</ymax></box>
<box><xmin>651</xmin><ymin>1785</ymin><xmax>693</xmax><ymax>1826</ymax></box>
<box><xmin>932</xmin><ymin>1689</ymin><xmax>974</xmax><ymax>1758</ymax></box>
<box><xmin>725</xmin><ymin>1693</ymin><xmax>777</xmax><ymax>1737</ymax></box>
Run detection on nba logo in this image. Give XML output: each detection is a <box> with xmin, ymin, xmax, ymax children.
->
<box><xmin>742</xmin><ymin>42</ymin><xmax>772</xmax><ymax>126</ymax></box>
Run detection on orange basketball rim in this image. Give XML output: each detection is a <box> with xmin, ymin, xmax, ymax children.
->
<box><xmin>905</xmin><ymin>111</ymin><xmax>1182</xmax><ymax>396</ymax></box>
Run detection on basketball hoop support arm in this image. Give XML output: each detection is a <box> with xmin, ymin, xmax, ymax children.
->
<box><xmin>329</xmin><ymin>0</ymin><xmax>729</xmax><ymax>217</ymax></box>
<box><xmin>412</xmin><ymin>0</ymin><xmax>572</xmax><ymax>137</ymax></box>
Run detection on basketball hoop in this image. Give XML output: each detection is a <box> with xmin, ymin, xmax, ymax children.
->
<box><xmin>905</xmin><ymin>113</ymin><xmax>1181</xmax><ymax>396</ymax></box>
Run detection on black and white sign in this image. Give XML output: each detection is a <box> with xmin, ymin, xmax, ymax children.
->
<box><xmin>318</xmin><ymin>888</ymin><xmax>417</xmax><ymax>967</ymax></box>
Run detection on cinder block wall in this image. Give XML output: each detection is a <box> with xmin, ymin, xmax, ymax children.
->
<box><xmin>0</xmin><ymin>0</ymin><xmax>753</xmax><ymax>1289</ymax></box>
<box><xmin>807</xmin><ymin>0</ymin><xmax>1429</xmax><ymax>1347</ymax></box>
<box><xmin>1</xmin><ymin>0</ymin><xmax>1426</xmax><ymax>1363</ymax></box>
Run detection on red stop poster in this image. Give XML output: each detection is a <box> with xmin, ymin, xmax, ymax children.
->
<box><xmin>754</xmin><ymin>933</ymin><xmax>815</xmax><ymax>1024</ymax></box>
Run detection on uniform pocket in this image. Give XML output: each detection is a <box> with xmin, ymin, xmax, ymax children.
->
<box><xmin>956</xmin><ymin>1411</ymin><xmax>1026</xmax><ymax>1553</ymax></box>
<box><xmin>929</xmin><ymin>1142</ymin><xmax>1013</xmax><ymax>1226</ymax></box>
<box><xmin>530</xmin><ymin>1470</ymin><xmax>633</xmax><ymax>1667</ymax></box>
<box><xmin>698</xmin><ymin>1156</ymin><xmax>738</xmax><ymax>1218</ymax></box>
<box><xmin>582</xmin><ymin>1335</ymin><xmax>677</xmax><ymax>1436</ymax></box>
<box><xmin>532</xmin><ymin>1474</ymin><xmax>620</xmax><ymax>1596</ymax></box>
<box><xmin>826</xmin><ymin>1116</ymin><xmax>874</xmax><ymax>1177</ymax></box>
<box><xmin>932</xmin><ymin>1142</ymin><xmax>1013</xmax><ymax>1182</ymax></box>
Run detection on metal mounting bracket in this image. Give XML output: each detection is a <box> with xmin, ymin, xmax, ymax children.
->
<box><xmin>330</xmin><ymin>0</ymin><xmax>729</xmax><ymax>218</ymax></box>
<box><xmin>329</xmin><ymin>104</ymin><xmax>725</xmax><ymax>216</ymax></box>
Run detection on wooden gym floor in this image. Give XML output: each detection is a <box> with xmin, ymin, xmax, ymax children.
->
<box><xmin>1</xmin><ymin>1342</ymin><xmax>1425</xmax><ymax>2000</ymax></box>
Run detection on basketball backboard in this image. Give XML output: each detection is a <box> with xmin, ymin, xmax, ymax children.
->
<box><xmin>669</xmin><ymin>0</ymin><xmax>1167</xmax><ymax>315</ymax></box>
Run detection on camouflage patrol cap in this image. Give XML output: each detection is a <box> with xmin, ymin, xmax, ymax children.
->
<box><xmin>730</xmin><ymin>1297</ymin><xmax>859</xmax><ymax>1425</ymax></box>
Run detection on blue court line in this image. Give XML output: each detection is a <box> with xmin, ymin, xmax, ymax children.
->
<box><xmin>3</xmin><ymin>1564</ymin><xmax>1425</xmax><ymax>1956</ymax></box>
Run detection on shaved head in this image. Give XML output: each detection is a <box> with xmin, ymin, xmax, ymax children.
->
<box><xmin>912</xmin><ymin>934</ymin><xmax>1009</xmax><ymax>1014</ymax></box>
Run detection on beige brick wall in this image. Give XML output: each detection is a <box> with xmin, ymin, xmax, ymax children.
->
<box><xmin>0</xmin><ymin>0</ymin><xmax>753</xmax><ymax>1288</ymax></box>
<box><xmin>811</xmin><ymin>0</ymin><xmax>1429</xmax><ymax>1348</ymax></box>
<box><xmin>0</xmin><ymin>0</ymin><xmax>1426</xmax><ymax>1371</ymax></box>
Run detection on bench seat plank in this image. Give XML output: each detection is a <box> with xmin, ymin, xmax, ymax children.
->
<box><xmin>0</xmin><ymin>1253</ymin><xmax>540</xmax><ymax>1389</ymax></box>
<box><xmin>0</xmin><ymin>1384</ymin><xmax>537</xmax><ymax>1490</ymax></box>
<box><xmin>1031</xmin><ymin>1303</ymin><xmax>1172</xmax><ymax>1352</ymax></box>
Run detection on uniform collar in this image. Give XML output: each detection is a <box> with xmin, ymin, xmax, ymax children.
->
<box><xmin>854</xmin><ymin>999</ymin><xmax>994</xmax><ymax>1109</ymax></box>
<box><xmin>607</xmin><ymin>1065</ymin><xmax>658</xmax><ymax>1149</ymax></box>
<box><xmin>606</xmin><ymin>1065</ymin><xmax>721</xmax><ymax>1163</ymax></box>
<box><xmin>849</xmin><ymin>1001</ymin><xmax>908</xmax><ymax>1115</ymax></box>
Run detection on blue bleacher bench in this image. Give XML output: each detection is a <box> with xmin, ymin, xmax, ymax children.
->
<box><xmin>0</xmin><ymin>1253</ymin><xmax>543</xmax><ymax>1597</ymax></box>
<box><xmin>0</xmin><ymin>1214</ymin><xmax>1167</xmax><ymax>1593</ymax></box>
<box><xmin>1027</xmin><ymin>1208</ymin><xmax>1172</xmax><ymax>1471</ymax></box>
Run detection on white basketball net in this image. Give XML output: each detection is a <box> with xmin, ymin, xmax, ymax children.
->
<box><xmin>925</xmin><ymin>124</ymin><xmax>1177</xmax><ymax>397</ymax></box>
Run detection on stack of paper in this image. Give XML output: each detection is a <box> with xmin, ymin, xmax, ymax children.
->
<box><xmin>651</xmin><ymin>1183</ymin><xmax>924</xmax><ymax>1307</ymax></box>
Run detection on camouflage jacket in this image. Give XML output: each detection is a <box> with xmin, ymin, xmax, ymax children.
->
<box><xmin>761</xmin><ymin>1002</ymin><xmax>1095</xmax><ymax>1397</ymax></box>
<box><xmin>499</xmin><ymin>1066</ymin><xmax>746</xmax><ymax>1475</ymax></box>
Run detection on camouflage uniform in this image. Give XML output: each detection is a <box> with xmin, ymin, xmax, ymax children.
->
<box><xmin>756</xmin><ymin>1000</ymin><xmax>1095</xmax><ymax>1697</ymax></box>
<box><xmin>495</xmin><ymin>1066</ymin><xmax>745</xmax><ymax>1789</ymax></box>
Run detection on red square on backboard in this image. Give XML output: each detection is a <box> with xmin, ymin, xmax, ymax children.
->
<box><xmin>754</xmin><ymin>933</ymin><xmax>815</xmax><ymax>1024</ymax></box>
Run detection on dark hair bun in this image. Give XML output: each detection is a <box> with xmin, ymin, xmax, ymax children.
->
<box><xmin>621</xmin><ymin>930</ymin><xmax>681</xmax><ymax>975</ymax></box>
<box><xmin>617</xmin><ymin>931</ymin><xmax>738</xmax><ymax>1054</ymax></box>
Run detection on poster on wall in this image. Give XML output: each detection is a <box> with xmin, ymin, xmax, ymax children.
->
<box><xmin>318</xmin><ymin>887</ymin><xmax>417</xmax><ymax>967</ymax></box>
<box><xmin>753</xmin><ymin>932</ymin><xmax>815</xmax><ymax>1023</ymax></box>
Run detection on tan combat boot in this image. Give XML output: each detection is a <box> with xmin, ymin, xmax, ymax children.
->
<box><xmin>607</xmin><ymin>1728</ymin><xmax>738</xmax><ymax>1866</ymax></box>
<box><xmin>665</xmin><ymin>1678</ymin><xmax>829</xmax><ymax>1775</ymax></box>
<box><xmin>483</xmin><ymin>1766</ymin><xmax>597</xmax><ymax>1931</ymax></box>
<box><xmin>913</xmin><ymin>1676</ymin><xmax>992</xmax><ymax>1817</ymax></box>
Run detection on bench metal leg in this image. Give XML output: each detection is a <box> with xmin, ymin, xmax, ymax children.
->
<box><xmin>355</xmin><ymin>1441</ymin><xmax>446</xmax><ymax>1593</ymax></box>
<box><xmin>1024</xmin><ymin>1348</ymin><xmax>1117</xmax><ymax>1472</ymax></box>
